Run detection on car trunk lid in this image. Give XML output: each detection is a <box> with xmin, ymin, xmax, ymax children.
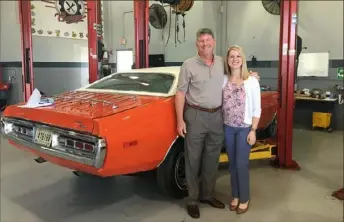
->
<box><xmin>3</xmin><ymin>91</ymin><xmax>155</xmax><ymax>133</ymax></box>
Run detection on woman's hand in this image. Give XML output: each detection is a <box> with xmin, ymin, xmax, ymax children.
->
<box><xmin>247</xmin><ymin>130</ymin><xmax>256</xmax><ymax>145</ymax></box>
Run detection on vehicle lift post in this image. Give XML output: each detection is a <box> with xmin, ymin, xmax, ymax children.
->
<box><xmin>18</xmin><ymin>0</ymin><xmax>34</xmax><ymax>102</ymax></box>
<box><xmin>275</xmin><ymin>0</ymin><xmax>300</xmax><ymax>170</ymax></box>
<box><xmin>133</xmin><ymin>0</ymin><xmax>150</xmax><ymax>68</ymax></box>
<box><xmin>87</xmin><ymin>0</ymin><xmax>102</xmax><ymax>83</ymax></box>
<box><xmin>87</xmin><ymin>0</ymin><xmax>149</xmax><ymax>77</ymax></box>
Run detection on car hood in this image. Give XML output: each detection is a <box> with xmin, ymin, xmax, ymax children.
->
<box><xmin>2</xmin><ymin>91</ymin><xmax>159</xmax><ymax>133</ymax></box>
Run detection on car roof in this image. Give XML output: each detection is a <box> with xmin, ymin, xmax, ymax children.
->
<box><xmin>78</xmin><ymin>66</ymin><xmax>182</xmax><ymax>97</ymax></box>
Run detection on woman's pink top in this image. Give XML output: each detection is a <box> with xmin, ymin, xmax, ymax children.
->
<box><xmin>222</xmin><ymin>82</ymin><xmax>250</xmax><ymax>127</ymax></box>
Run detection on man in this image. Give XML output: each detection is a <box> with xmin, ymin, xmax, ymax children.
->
<box><xmin>175</xmin><ymin>28</ymin><xmax>258</xmax><ymax>219</ymax></box>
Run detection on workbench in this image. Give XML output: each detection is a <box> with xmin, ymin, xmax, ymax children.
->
<box><xmin>294</xmin><ymin>94</ymin><xmax>338</xmax><ymax>132</ymax></box>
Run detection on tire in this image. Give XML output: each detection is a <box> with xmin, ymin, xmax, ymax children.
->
<box><xmin>156</xmin><ymin>138</ymin><xmax>188</xmax><ymax>199</ymax></box>
<box><xmin>267</xmin><ymin>116</ymin><xmax>277</xmax><ymax>137</ymax></box>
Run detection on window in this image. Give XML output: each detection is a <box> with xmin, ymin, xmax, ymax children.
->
<box><xmin>86</xmin><ymin>72</ymin><xmax>175</xmax><ymax>94</ymax></box>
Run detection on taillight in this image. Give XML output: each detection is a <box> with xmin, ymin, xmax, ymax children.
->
<box><xmin>75</xmin><ymin>141</ymin><xmax>84</xmax><ymax>149</ymax></box>
<box><xmin>84</xmin><ymin>143</ymin><xmax>94</xmax><ymax>152</ymax></box>
<box><xmin>58</xmin><ymin>137</ymin><xmax>95</xmax><ymax>152</ymax></box>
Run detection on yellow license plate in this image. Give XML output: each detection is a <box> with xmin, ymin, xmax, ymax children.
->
<box><xmin>35</xmin><ymin>128</ymin><xmax>53</xmax><ymax>147</ymax></box>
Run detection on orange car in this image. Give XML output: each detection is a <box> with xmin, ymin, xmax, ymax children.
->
<box><xmin>0</xmin><ymin>66</ymin><xmax>278</xmax><ymax>198</ymax></box>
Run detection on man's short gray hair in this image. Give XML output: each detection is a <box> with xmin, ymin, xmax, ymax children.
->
<box><xmin>196</xmin><ymin>28</ymin><xmax>214</xmax><ymax>39</ymax></box>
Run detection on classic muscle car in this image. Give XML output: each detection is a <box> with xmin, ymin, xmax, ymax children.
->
<box><xmin>0</xmin><ymin>66</ymin><xmax>278</xmax><ymax>198</ymax></box>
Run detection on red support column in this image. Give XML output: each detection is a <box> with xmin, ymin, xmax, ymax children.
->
<box><xmin>18</xmin><ymin>0</ymin><xmax>34</xmax><ymax>102</ymax></box>
<box><xmin>87</xmin><ymin>0</ymin><xmax>102</xmax><ymax>83</ymax></box>
<box><xmin>285</xmin><ymin>0</ymin><xmax>298</xmax><ymax>168</ymax></box>
<box><xmin>134</xmin><ymin>0</ymin><xmax>149</xmax><ymax>68</ymax></box>
<box><xmin>276</xmin><ymin>0</ymin><xmax>289</xmax><ymax>167</ymax></box>
<box><xmin>276</xmin><ymin>0</ymin><xmax>300</xmax><ymax>170</ymax></box>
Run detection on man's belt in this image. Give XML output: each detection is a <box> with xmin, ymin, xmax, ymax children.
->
<box><xmin>187</xmin><ymin>103</ymin><xmax>221</xmax><ymax>113</ymax></box>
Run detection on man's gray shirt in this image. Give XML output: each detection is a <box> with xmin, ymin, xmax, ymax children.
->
<box><xmin>177</xmin><ymin>55</ymin><xmax>225</xmax><ymax>109</ymax></box>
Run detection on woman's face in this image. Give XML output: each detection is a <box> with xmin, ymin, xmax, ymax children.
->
<box><xmin>227</xmin><ymin>49</ymin><xmax>242</xmax><ymax>69</ymax></box>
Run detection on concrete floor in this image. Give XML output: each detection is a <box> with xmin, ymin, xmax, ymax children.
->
<box><xmin>1</xmin><ymin>129</ymin><xmax>343</xmax><ymax>222</ymax></box>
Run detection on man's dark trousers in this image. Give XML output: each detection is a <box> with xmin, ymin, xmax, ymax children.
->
<box><xmin>183</xmin><ymin>105</ymin><xmax>224</xmax><ymax>205</ymax></box>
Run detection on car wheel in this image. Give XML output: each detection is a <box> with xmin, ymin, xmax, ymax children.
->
<box><xmin>267</xmin><ymin>116</ymin><xmax>277</xmax><ymax>137</ymax></box>
<box><xmin>156</xmin><ymin>138</ymin><xmax>188</xmax><ymax>199</ymax></box>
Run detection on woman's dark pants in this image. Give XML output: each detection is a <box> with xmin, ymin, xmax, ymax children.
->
<box><xmin>224</xmin><ymin>124</ymin><xmax>251</xmax><ymax>203</ymax></box>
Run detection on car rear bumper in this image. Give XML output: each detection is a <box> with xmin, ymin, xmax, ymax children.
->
<box><xmin>1</xmin><ymin>116</ymin><xmax>106</xmax><ymax>169</ymax></box>
<box><xmin>3</xmin><ymin>132</ymin><xmax>99</xmax><ymax>166</ymax></box>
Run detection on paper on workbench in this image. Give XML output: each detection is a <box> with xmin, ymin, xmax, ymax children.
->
<box><xmin>19</xmin><ymin>88</ymin><xmax>54</xmax><ymax>108</ymax></box>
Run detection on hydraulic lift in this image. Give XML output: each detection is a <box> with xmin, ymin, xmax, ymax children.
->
<box><xmin>87</xmin><ymin>0</ymin><xmax>103</xmax><ymax>83</ymax></box>
<box><xmin>18</xmin><ymin>0</ymin><xmax>34</xmax><ymax>103</ymax></box>
<box><xmin>275</xmin><ymin>0</ymin><xmax>300</xmax><ymax>170</ymax></box>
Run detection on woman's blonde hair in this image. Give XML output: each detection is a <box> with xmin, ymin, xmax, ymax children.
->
<box><xmin>224</xmin><ymin>45</ymin><xmax>250</xmax><ymax>80</ymax></box>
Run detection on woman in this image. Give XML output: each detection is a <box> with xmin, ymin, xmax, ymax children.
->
<box><xmin>222</xmin><ymin>45</ymin><xmax>261</xmax><ymax>214</ymax></box>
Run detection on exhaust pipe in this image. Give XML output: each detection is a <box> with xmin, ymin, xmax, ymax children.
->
<box><xmin>73</xmin><ymin>171</ymin><xmax>81</xmax><ymax>176</ymax></box>
<box><xmin>34</xmin><ymin>157</ymin><xmax>46</xmax><ymax>163</ymax></box>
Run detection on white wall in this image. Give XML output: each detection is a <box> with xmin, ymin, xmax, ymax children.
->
<box><xmin>32</xmin><ymin>36</ymin><xmax>88</xmax><ymax>63</ymax></box>
<box><xmin>298</xmin><ymin>1</ymin><xmax>343</xmax><ymax>59</ymax></box>
<box><xmin>1</xmin><ymin>0</ymin><xmax>220</xmax><ymax>63</ymax></box>
<box><xmin>0</xmin><ymin>1</ymin><xmax>88</xmax><ymax>63</ymax></box>
<box><xmin>1</xmin><ymin>0</ymin><xmax>343</xmax><ymax>63</ymax></box>
<box><xmin>0</xmin><ymin>1</ymin><xmax>22</xmax><ymax>62</ymax></box>
<box><xmin>226</xmin><ymin>0</ymin><xmax>343</xmax><ymax>61</ymax></box>
<box><xmin>102</xmin><ymin>1</ymin><xmax>221</xmax><ymax>63</ymax></box>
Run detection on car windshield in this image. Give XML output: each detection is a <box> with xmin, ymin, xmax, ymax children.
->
<box><xmin>86</xmin><ymin>72</ymin><xmax>175</xmax><ymax>94</ymax></box>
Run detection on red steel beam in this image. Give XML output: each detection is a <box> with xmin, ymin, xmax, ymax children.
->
<box><xmin>87</xmin><ymin>0</ymin><xmax>102</xmax><ymax>83</ymax></box>
<box><xmin>276</xmin><ymin>0</ymin><xmax>300</xmax><ymax>170</ymax></box>
<box><xmin>285</xmin><ymin>0</ymin><xmax>298</xmax><ymax>168</ymax></box>
<box><xmin>276</xmin><ymin>0</ymin><xmax>289</xmax><ymax>167</ymax></box>
<box><xmin>18</xmin><ymin>0</ymin><xmax>34</xmax><ymax>102</ymax></box>
<box><xmin>134</xmin><ymin>0</ymin><xmax>149</xmax><ymax>68</ymax></box>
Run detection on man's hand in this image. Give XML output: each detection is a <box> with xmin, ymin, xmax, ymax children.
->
<box><xmin>177</xmin><ymin>120</ymin><xmax>187</xmax><ymax>137</ymax></box>
<box><xmin>175</xmin><ymin>91</ymin><xmax>187</xmax><ymax>137</ymax></box>
<box><xmin>249</xmin><ymin>70</ymin><xmax>260</xmax><ymax>81</ymax></box>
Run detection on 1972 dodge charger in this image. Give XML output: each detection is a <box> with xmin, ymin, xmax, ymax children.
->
<box><xmin>0</xmin><ymin>66</ymin><xmax>278</xmax><ymax>198</ymax></box>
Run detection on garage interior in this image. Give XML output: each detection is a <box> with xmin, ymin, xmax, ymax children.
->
<box><xmin>0</xmin><ymin>0</ymin><xmax>343</xmax><ymax>221</ymax></box>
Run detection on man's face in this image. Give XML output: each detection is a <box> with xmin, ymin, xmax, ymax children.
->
<box><xmin>196</xmin><ymin>34</ymin><xmax>215</xmax><ymax>56</ymax></box>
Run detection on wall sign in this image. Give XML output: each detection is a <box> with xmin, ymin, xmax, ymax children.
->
<box><xmin>31</xmin><ymin>0</ymin><xmax>88</xmax><ymax>40</ymax></box>
<box><xmin>55</xmin><ymin>0</ymin><xmax>86</xmax><ymax>24</ymax></box>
